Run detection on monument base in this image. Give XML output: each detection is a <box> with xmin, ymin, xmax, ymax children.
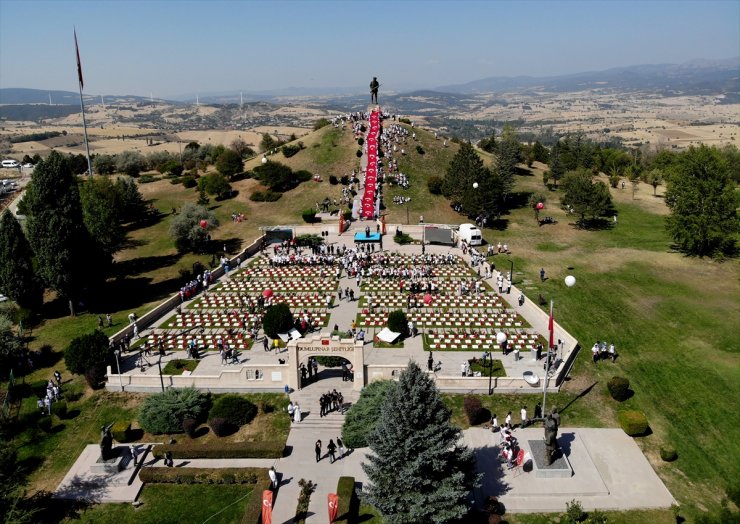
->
<box><xmin>528</xmin><ymin>440</ymin><xmax>573</xmax><ymax>478</ymax></box>
<box><xmin>90</xmin><ymin>447</ymin><xmax>125</xmax><ymax>474</ymax></box>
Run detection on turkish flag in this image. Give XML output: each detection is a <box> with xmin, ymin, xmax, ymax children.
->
<box><xmin>548</xmin><ymin>300</ymin><xmax>554</xmax><ymax>350</ymax></box>
<box><xmin>328</xmin><ymin>493</ymin><xmax>339</xmax><ymax>522</ymax></box>
<box><xmin>262</xmin><ymin>490</ymin><xmax>273</xmax><ymax>524</ymax></box>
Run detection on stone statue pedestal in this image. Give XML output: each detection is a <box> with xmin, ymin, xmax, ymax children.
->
<box><xmin>90</xmin><ymin>446</ymin><xmax>125</xmax><ymax>474</ymax></box>
<box><xmin>528</xmin><ymin>440</ymin><xmax>573</xmax><ymax>478</ymax></box>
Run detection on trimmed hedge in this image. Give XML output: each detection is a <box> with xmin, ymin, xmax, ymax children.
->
<box><xmin>607</xmin><ymin>376</ymin><xmax>630</xmax><ymax>401</ymax></box>
<box><xmin>50</xmin><ymin>400</ymin><xmax>68</xmax><ymax>419</ymax></box>
<box><xmin>618</xmin><ymin>410</ymin><xmax>649</xmax><ymax>436</ymax></box>
<box><xmin>111</xmin><ymin>421</ymin><xmax>132</xmax><ymax>442</ymax></box>
<box><xmin>182</xmin><ymin>418</ymin><xmax>198</xmax><ymax>438</ymax></box>
<box><xmin>333</xmin><ymin>476</ymin><xmax>357</xmax><ymax>524</ymax></box>
<box><xmin>152</xmin><ymin>440</ymin><xmax>286</xmax><ymax>459</ymax></box>
<box><xmin>139</xmin><ymin>467</ymin><xmax>261</xmax><ymax>485</ymax></box>
<box><xmin>660</xmin><ymin>446</ymin><xmax>678</xmax><ymax>462</ymax></box>
<box><xmin>209</xmin><ymin>395</ymin><xmax>258</xmax><ymax>427</ymax></box>
<box><xmin>138</xmin><ymin>387</ymin><xmax>209</xmax><ymax>434</ymax></box>
<box><xmin>463</xmin><ymin>396</ymin><xmax>484</xmax><ymax>425</ymax></box>
<box><xmin>240</xmin><ymin>474</ymin><xmax>272</xmax><ymax>524</ymax></box>
<box><xmin>387</xmin><ymin>310</ymin><xmax>408</xmax><ymax>334</ymax></box>
<box><xmin>209</xmin><ymin>417</ymin><xmax>233</xmax><ymax>437</ymax></box>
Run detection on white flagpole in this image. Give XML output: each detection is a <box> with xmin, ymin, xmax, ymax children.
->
<box><xmin>75</xmin><ymin>29</ymin><xmax>93</xmax><ymax>176</ymax></box>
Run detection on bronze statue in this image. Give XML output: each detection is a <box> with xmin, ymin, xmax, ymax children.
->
<box><xmin>100</xmin><ymin>423</ymin><xmax>114</xmax><ymax>460</ymax></box>
<box><xmin>370</xmin><ymin>77</ymin><xmax>379</xmax><ymax>104</ymax></box>
<box><xmin>543</xmin><ymin>409</ymin><xmax>560</xmax><ymax>465</ymax></box>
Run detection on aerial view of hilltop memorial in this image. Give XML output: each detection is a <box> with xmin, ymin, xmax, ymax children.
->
<box><xmin>0</xmin><ymin>2</ymin><xmax>738</xmax><ymax>523</ymax></box>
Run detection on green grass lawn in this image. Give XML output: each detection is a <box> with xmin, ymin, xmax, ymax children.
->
<box><xmin>64</xmin><ymin>484</ymin><xmax>252</xmax><ymax>524</ymax></box>
<box><xmin>161</xmin><ymin>359</ymin><xmax>198</xmax><ymax>375</ymax></box>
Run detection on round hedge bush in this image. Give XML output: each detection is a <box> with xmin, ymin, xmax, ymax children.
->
<box><xmin>618</xmin><ymin>410</ymin><xmax>649</xmax><ymax>436</ymax></box>
<box><xmin>607</xmin><ymin>376</ymin><xmax>631</xmax><ymax>401</ymax></box>
<box><xmin>209</xmin><ymin>417</ymin><xmax>233</xmax><ymax>437</ymax></box>
<box><xmin>660</xmin><ymin>446</ymin><xmax>678</xmax><ymax>462</ymax></box>
<box><xmin>182</xmin><ymin>418</ymin><xmax>198</xmax><ymax>438</ymax></box>
<box><xmin>209</xmin><ymin>395</ymin><xmax>258</xmax><ymax>427</ymax></box>
<box><xmin>138</xmin><ymin>387</ymin><xmax>209</xmax><ymax>434</ymax></box>
<box><xmin>387</xmin><ymin>310</ymin><xmax>408</xmax><ymax>335</ymax></box>
<box><xmin>262</xmin><ymin>303</ymin><xmax>294</xmax><ymax>339</ymax></box>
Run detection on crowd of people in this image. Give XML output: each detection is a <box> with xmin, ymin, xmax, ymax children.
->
<box><xmin>592</xmin><ymin>341</ymin><xmax>617</xmax><ymax>362</ymax></box>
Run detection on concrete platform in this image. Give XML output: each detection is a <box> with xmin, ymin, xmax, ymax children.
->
<box><xmin>466</xmin><ymin>427</ymin><xmax>675</xmax><ymax>513</ymax></box>
<box><xmin>54</xmin><ymin>445</ymin><xmax>148</xmax><ymax>503</ymax></box>
<box><xmin>528</xmin><ymin>439</ymin><xmax>573</xmax><ymax>478</ymax></box>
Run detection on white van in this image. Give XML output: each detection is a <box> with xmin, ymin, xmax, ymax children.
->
<box><xmin>1</xmin><ymin>160</ymin><xmax>20</xmax><ymax>168</ymax></box>
<box><xmin>458</xmin><ymin>223</ymin><xmax>482</xmax><ymax>246</ymax></box>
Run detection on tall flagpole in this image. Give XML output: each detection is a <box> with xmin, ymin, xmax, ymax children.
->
<box><xmin>74</xmin><ymin>28</ymin><xmax>93</xmax><ymax>176</ymax></box>
<box><xmin>542</xmin><ymin>300</ymin><xmax>554</xmax><ymax>417</ymax></box>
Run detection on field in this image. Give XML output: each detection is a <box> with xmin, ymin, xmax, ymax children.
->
<box><xmin>5</xmin><ymin>116</ymin><xmax>739</xmax><ymax>523</ymax></box>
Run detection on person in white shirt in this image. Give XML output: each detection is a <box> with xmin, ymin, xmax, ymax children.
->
<box><xmin>520</xmin><ymin>406</ymin><xmax>528</xmax><ymax>428</ymax></box>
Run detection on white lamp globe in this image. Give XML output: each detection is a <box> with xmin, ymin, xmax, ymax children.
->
<box><xmin>473</xmin><ymin>182</ymin><xmax>479</xmax><ymax>189</ymax></box>
<box><xmin>496</xmin><ymin>332</ymin><xmax>507</xmax><ymax>344</ymax></box>
<box><xmin>261</xmin><ymin>156</ymin><xmax>268</xmax><ymax>164</ymax></box>
<box><xmin>565</xmin><ymin>275</ymin><xmax>576</xmax><ymax>287</ymax></box>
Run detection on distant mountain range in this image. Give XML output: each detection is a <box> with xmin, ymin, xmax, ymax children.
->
<box><xmin>1</xmin><ymin>58</ymin><xmax>737</xmax><ymax>107</ymax></box>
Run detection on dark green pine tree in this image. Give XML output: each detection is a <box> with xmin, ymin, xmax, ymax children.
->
<box><xmin>23</xmin><ymin>151</ymin><xmax>101</xmax><ymax>316</ymax></box>
<box><xmin>363</xmin><ymin>362</ymin><xmax>479</xmax><ymax>524</ymax></box>
<box><xmin>0</xmin><ymin>210</ymin><xmax>43</xmax><ymax>311</ymax></box>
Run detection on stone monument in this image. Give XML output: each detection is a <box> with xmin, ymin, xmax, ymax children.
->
<box><xmin>543</xmin><ymin>409</ymin><xmax>560</xmax><ymax>466</ymax></box>
<box><xmin>100</xmin><ymin>422</ymin><xmax>114</xmax><ymax>460</ymax></box>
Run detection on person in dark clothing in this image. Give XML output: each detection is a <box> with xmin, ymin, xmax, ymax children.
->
<box><xmin>327</xmin><ymin>439</ymin><xmax>337</xmax><ymax>463</ymax></box>
<box><xmin>370</xmin><ymin>77</ymin><xmax>380</xmax><ymax>104</ymax></box>
<box><xmin>427</xmin><ymin>352</ymin><xmax>434</xmax><ymax>371</ymax></box>
<box><xmin>315</xmin><ymin>440</ymin><xmax>322</xmax><ymax>462</ymax></box>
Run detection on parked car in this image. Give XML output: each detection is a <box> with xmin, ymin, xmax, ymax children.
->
<box><xmin>22</xmin><ymin>163</ymin><xmax>34</xmax><ymax>169</ymax></box>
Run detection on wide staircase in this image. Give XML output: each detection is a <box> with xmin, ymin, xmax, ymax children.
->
<box><xmin>288</xmin><ymin>371</ymin><xmax>360</xmax><ymax>431</ymax></box>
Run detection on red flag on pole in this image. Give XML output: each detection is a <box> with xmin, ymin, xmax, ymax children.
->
<box><xmin>548</xmin><ymin>300</ymin><xmax>554</xmax><ymax>349</ymax></box>
<box><xmin>328</xmin><ymin>493</ymin><xmax>339</xmax><ymax>523</ymax></box>
<box><xmin>74</xmin><ymin>29</ymin><xmax>84</xmax><ymax>89</ymax></box>
<box><xmin>261</xmin><ymin>490</ymin><xmax>273</xmax><ymax>524</ymax></box>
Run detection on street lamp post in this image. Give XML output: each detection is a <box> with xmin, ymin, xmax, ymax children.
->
<box><xmin>485</xmin><ymin>351</ymin><xmax>493</xmax><ymax>395</ymax></box>
<box><xmin>509</xmin><ymin>260</ymin><xmax>514</xmax><ymax>285</ymax></box>
<box><xmin>114</xmin><ymin>348</ymin><xmax>124</xmax><ymax>392</ymax></box>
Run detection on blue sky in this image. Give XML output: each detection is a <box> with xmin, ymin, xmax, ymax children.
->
<box><xmin>0</xmin><ymin>0</ymin><xmax>738</xmax><ymax>97</ymax></box>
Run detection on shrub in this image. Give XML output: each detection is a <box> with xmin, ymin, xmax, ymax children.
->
<box><xmin>342</xmin><ymin>380</ymin><xmax>396</xmax><ymax>448</ymax></box>
<box><xmin>329</xmin><ymin>175</ymin><xmax>339</xmax><ymax>185</ymax></box>
<box><xmin>209</xmin><ymin>395</ymin><xmax>258</xmax><ymax>427</ymax></box>
<box><xmin>152</xmin><ymin>440</ymin><xmax>286</xmax><ymax>459</ymax></box>
<box><xmin>586</xmin><ymin>509</ymin><xmax>608</xmax><ymax>524</ymax></box>
<box><xmin>315</xmin><ymin>356</ymin><xmax>345</xmax><ymax>367</ymax></box>
<box><xmin>302</xmin><ymin>209</ymin><xmax>317</xmax><ymax>223</ymax></box>
<box><xmin>138</xmin><ymin>174</ymin><xmax>157</xmax><ymax>183</ymax></box>
<box><xmin>295</xmin><ymin>234</ymin><xmax>324</xmax><ymax>247</ymax></box>
<box><xmin>295</xmin><ymin>170</ymin><xmax>312</xmax><ymax>183</ymax></box>
<box><xmin>181</xmin><ymin>176</ymin><xmax>197</xmax><ymax>188</ymax></box>
<box><xmin>64</xmin><ymin>330</ymin><xmax>112</xmax><ymax>388</ymax></box>
<box><xmin>356</xmin><ymin>150</ymin><xmax>362</xmax><ymax>158</ymax></box>
<box><xmin>282</xmin><ymin>143</ymin><xmax>301</xmax><ymax>158</ymax></box>
<box><xmin>63</xmin><ymin>381</ymin><xmax>85</xmax><ymax>402</ymax></box>
<box><xmin>427</xmin><ymin>175</ymin><xmax>443</xmax><ymax>194</ymax></box>
<box><xmin>182</xmin><ymin>418</ymin><xmax>198</xmax><ymax>438</ymax></box>
<box><xmin>660</xmin><ymin>445</ymin><xmax>678</xmax><ymax>462</ymax></box>
<box><xmin>110</xmin><ymin>421</ymin><xmax>132</xmax><ymax>442</ymax></box>
<box><xmin>565</xmin><ymin>498</ymin><xmax>585</xmax><ymax>523</ymax></box>
<box><xmin>250</xmin><ymin>190</ymin><xmax>282</xmax><ymax>202</ymax></box>
<box><xmin>343</xmin><ymin>209</ymin><xmax>352</xmax><ymax>220</ymax></box>
<box><xmin>618</xmin><ymin>410</ymin><xmax>649</xmax><ymax>436</ymax></box>
<box><xmin>138</xmin><ymin>387</ymin><xmax>209</xmax><ymax>434</ymax></box>
<box><xmin>139</xmin><ymin>467</ymin><xmax>260</xmax><ymax>485</ymax></box>
<box><xmin>50</xmin><ymin>400</ymin><xmax>68</xmax><ymax>419</ymax></box>
<box><xmin>607</xmin><ymin>376</ymin><xmax>630</xmax><ymax>401</ymax></box>
<box><xmin>393</xmin><ymin>232</ymin><xmax>413</xmax><ymax>245</ymax></box>
<box><xmin>260</xmin><ymin>402</ymin><xmax>274</xmax><ymax>414</ymax></box>
<box><xmin>387</xmin><ymin>310</ymin><xmax>408</xmax><ymax>334</ymax></box>
<box><xmin>340</xmin><ymin>175</ymin><xmax>349</xmax><ymax>185</ymax></box>
<box><xmin>208</xmin><ymin>417</ymin><xmax>234</xmax><ymax>437</ymax></box>
<box><xmin>463</xmin><ymin>396</ymin><xmax>484</xmax><ymax>425</ymax></box>
<box><xmin>357</xmin><ymin>137</ymin><xmax>364</xmax><ymax>146</ymax></box>
<box><xmin>313</xmin><ymin>118</ymin><xmax>330</xmax><ymax>130</ymax></box>
<box><xmin>399</xmin><ymin>118</ymin><xmax>411</xmax><ymax>124</ymax></box>
<box><xmin>262</xmin><ymin>303</ymin><xmax>294</xmax><ymax>339</ymax></box>
<box><xmin>416</xmin><ymin>145</ymin><xmax>425</xmax><ymax>155</ymax></box>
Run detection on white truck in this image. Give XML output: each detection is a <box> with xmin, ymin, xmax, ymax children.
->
<box><xmin>458</xmin><ymin>223</ymin><xmax>482</xmax><ymax>246</ymax></box>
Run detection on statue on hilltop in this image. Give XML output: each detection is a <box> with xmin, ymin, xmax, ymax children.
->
<box><xmin>370</xmin><ymin>77</ymin><xmax>380</xmax><ymax>104</ymax></box>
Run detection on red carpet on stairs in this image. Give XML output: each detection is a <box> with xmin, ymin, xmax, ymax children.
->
<box><xmin>361</xmin><ymin>109</ymin><xmax>381</xmax><ymax>218</ymax></box>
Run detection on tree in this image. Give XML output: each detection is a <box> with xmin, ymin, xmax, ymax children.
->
<box><xmin>260</xmin><ymin>133</ymin><xmax>277</xmax><ymax>152</ymax></box>
<box><xmin>263</xmin><ymin>303</ymin><xmax>294</xmax><ymax>339</ymax></box>
<box><xmin>442</xmin><ymin>142</ymin><xmax>488</xmax><ymax>208</ymax></box>
<box><xmin>169</xmin><ymin>203</ymin><xmax>218</xmax><ymax>253</ymax></box>
<box><xmin>93</xmin><ymin>154</ymin><xmax>116</xmax><ymax>175</ymax></box>
<box><xmin>478</xmin><ymin>132</ymin><xmax>496</xmax><ymax>153</ymax></box>
<box><xmin>531</xmin><ymin>141</ymin><xmax>550</xmax><ymax>163</ymax></box>
<box><xmin>115</xmin><ymin>151</ymin><xmax>145</xmax><ymax>177</ymax></box>
<box><xmin>114</xmin><ymin>176</ymin><xmax>147</xmax><ymax>223</ymax></box>
<box><xmin>363</xmin><ymin>362</ymin><xmax>479</xmax><ymax>523</ymax></box>
<box><xmin>313</xmin><ymin>118</ymin><xmax>330</xmax><ymax>130</ymax></box>
<box><xmin>0</xmin><ymin>441</ymin><xmax>37</xmax><ymax>524</ymax></box>
<box><xmin>561</xmin><ymin>169</ymin><xmax>613</xmax><ymax>226</ymax></box>
<box><xmin>198</xmin><ymin>173</ymin><xmax>232</xmax><ymax>199</ymax></box>
<box><xmin>665</xmin><ymin>145</ymin><xmax>738</xmax><ymax>257</ymax></box>
<box><xmin>64</xmin><ymin>330</ymin><xmax>112</xmax><ymax>388</ymax></box>
<box><xmin>0</xmin><ymin>313</ymin><xmax>26</xmax><ymax>380</ymax></box>
<box><xmin>495</xmin><ymin>124</ymin><xmax>522</xmax><ymax>198</ymax></box>
<box><xmin>68</xmin><ymin>153</ymin><xmax>89</xmax><ymax>175</ymax></box>
<box><xmin>0</xmin><ymin>211</ymin><xmax>43</xmax><ymax>311</ymax></box>
<box><xmin>79</xmin><ymin>176</ymin><xmax>125</xmax><ymax>259</ymax></box>
<box><xmin>215</xmin><ymin>149</ymin><xmax>243</xmax><ymax>178</ymax></box>
<box><xmin>24</xmin><ymin>151</ymin><xmax>100</xmax><ymax>316</ymax></box>
<box><xmin>230</xmin><ymin>137</ymin><xmax>254</xmax><ymax>158</ymax></box>
<box><xmin>342</xmin><ymin>380</ymin><xmax>396</xmax><ymax>448</ymax></box>
<box><xmin>645</xmin><ymin>168</ymin><xmax>663</xmax><ymax>196</ymax></box>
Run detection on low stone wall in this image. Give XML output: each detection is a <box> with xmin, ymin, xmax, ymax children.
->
<box><xmin>105</xmin><ymin>362</ymin><xmax>288</xmax><ymax>393</ymax></box>
<box><xmin>365</xmin><ymin>364</ymin><xmax>558</xmax><ymax>394</ymax></box>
